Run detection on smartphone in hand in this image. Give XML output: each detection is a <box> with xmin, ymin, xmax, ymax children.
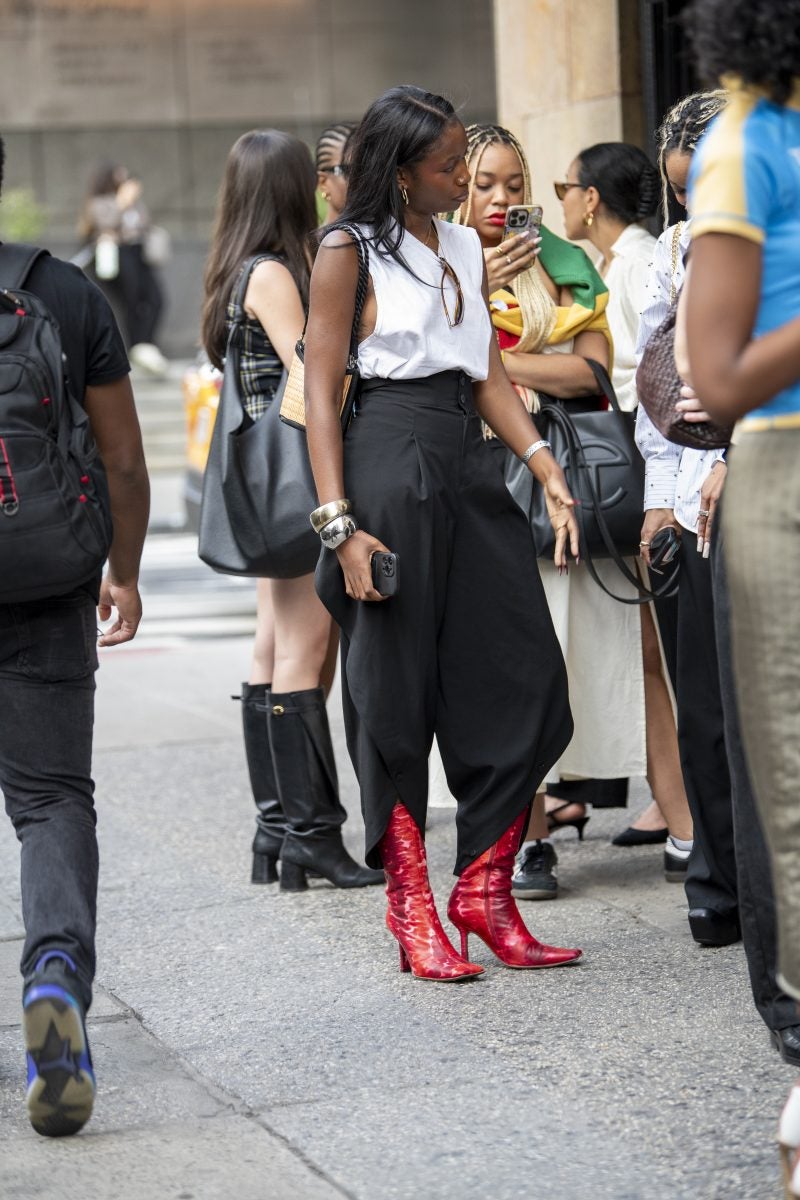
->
<box><xmin>649</xmin><ymin>526</ymin><xmax>681</xmax><ymax>573</ymax></box>
<box><xmin>503</xmin><ymin>204</ymin><xmax>543</xmax><ymax>242</ymax></box>
<box><xmin>371</xmin><ymin>552</ymin><xmax>399</xmax><ymax>597</ymax></box>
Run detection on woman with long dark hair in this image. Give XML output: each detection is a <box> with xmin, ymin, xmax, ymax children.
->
<box><xmin>303</xmin><ymin>86</ymin><xmax>582</xmax><ymax>981</ymax></box>
<box><xmin>201</xmin><ymin>130</ymin><xmax>382</xmax><ymax>893</ymax></box>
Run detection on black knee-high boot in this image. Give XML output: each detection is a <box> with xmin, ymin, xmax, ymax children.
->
<box><xmin>240</xmin><ymin>683</ymin><xmax>286</xmax><ymax>884</ymax></box>
<box><xmin>268</xmin><ymin>688</ymin><xmax>384</xmax><ymax>891</ymax></box>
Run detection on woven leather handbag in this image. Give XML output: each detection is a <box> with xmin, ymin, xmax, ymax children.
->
<box><xmin>280</xmin><ymin>223</ymin><xmax>369</xmax><ymax>431</ymax></box>
<box><xmin>198</xmin><ymin>254</ymin><xmax>320</xmax><ymax>579</ymax></box>
<box><xmin>636</xmin><ymin>222</ymin><xmax>733</xmax><ymax>450</ymax></box>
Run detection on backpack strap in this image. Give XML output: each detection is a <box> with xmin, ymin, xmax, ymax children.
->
<box><xmin>0</xmin><ymin>243</ymin><xmax>50</xmax><ymax>291</ymax></box>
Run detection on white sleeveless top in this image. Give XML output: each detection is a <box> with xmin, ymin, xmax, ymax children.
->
<box><xmin>356</xmin><ymin>219</ymin><xmax>491</xmax><ymax>381</ymax></box>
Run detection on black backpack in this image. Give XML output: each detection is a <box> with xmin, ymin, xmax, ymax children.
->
<box><xmin>0</xmin><ymin>244</ymin><xmax>112</xmax><ymax>603</ymax></box>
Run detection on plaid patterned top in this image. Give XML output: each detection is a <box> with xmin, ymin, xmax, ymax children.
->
<box><xmin>226</xmin><ymin>260</ymin><xmax>284</xmax><ymax>420</ymax></box>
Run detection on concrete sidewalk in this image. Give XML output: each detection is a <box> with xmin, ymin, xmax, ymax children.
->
<box><xmin>0</xmin><ymin>637</ymin><xmax>791</xmax><ymax>1199</ymax></box>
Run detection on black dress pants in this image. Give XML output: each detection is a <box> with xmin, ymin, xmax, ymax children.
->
<box><xmin>316</xmin><ymin>372</ymin><xmax>573</xmax><ymax>875</ymax></box>
<box><xmin>675</xmin><ymin>542</ymin><xmax>738</xmax><ymax>917</ymax></box>
<box><xmin>712</xmin><ymin>527</ymin><xmax>797</xmax><ymax>1030</ymax></box>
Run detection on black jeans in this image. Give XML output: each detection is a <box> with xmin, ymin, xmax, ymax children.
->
<box><xmin>0</xmin><ymin>591</ymin><xmax>98</xmax><ymax>1012</ymax></box>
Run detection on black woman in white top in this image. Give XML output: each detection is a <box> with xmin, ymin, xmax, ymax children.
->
<box><xmin>303</xmin><ymin>85</ymin><xmax>583</xmax><ymax>981</ymax></box>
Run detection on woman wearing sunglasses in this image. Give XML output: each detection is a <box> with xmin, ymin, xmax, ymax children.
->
<box><xmin>303</xmin><ymin>85</ymin><xmax>582</xmax><ymax>981</ymax></box>
<box><xmin>315</xmin><ymin>122</ymin><xmax>357</xmax><ymax>225</ymax></box>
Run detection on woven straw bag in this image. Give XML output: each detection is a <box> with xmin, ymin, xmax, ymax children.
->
<box><xmin>280</xmin><ymin>224</ymin><xmax>369</xmax><ymax>431</ymax></box>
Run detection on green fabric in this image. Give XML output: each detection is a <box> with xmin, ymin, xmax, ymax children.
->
<box><xmin>538</xmin><ymin>224</ymin><xmax>608</xmax><ymax>312</ymax></box>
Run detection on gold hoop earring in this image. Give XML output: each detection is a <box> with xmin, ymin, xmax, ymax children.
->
<box><xmin>322</xmin><ymin>192</ymin><xmax>330</xmax><ymax>201</ymax></box>
<box><xmin>582</xmin><ymin>211</ymin><xmax>594</xmax><ymax>228</ymax></box>
<box><xmin>400</xmin><ymin>185</ymin><xmax>409</xmax><ymax>205</ymax></box>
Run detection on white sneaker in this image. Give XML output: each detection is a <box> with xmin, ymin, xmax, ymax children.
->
<box><xmin>130</xmin><ymin>342</ymin><xmax>169</xmax><ymax>378</ymax></box>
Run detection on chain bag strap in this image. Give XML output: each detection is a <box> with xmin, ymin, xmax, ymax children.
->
<box><xmin>280</xmin><ymin>223</ymin><xmax>369</xmax><ymax>431</ymax></box>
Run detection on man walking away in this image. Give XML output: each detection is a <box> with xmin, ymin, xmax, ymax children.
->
<box><xmin>0</xmin><ymin>134</ymin><xmax>149</xmax><ymax>1136</ymax></box>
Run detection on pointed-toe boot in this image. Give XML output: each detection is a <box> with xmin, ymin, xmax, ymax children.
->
<box><xmin>268</xmin><ymin>688</ymin><xmax>384</xmax><ymax>891</ymax></box>
<box><xmin>448</xmin><ymin>811</ymin><xmax>582</xmax><ymax>969</ymax></box>
<box><xmin>380</xmin><ymin>803</ymin><xmax>483</xmax><ymax>981</ymax></box>
<box><xmin>239</xmin><ymin>683</ymin><xmax>285</xmax><ymax>884</ymax></box>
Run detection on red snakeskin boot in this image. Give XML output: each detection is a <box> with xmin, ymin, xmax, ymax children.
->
<box><xmin>379</xmin><ymin>803</ymin><xmax>484</xmax><ymax>982</ymax></box>
<box><xmin>447</xmin><ymin>811</ymin><xmax>583</xmax><ymax>969</ymax></box>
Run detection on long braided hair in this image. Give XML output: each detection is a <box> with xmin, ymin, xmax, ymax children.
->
<box><xmin>655</xmin><ymin>90</ymin><xmax>727</xmax><ymax>226</ymax></box>
<box><xmin>453</xmin><ymin>124</ymin><xmax>555</xmax><ymax>354</ymax></box>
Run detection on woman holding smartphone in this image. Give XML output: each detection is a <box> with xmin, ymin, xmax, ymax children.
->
<box><xmin>455</xmin><ymin>124</ymin><xmax>660</xmax><ymax>901</ymax></box>
<box><xmin>201</xmin><ymin>130</ymin><xmax>382</xmax><ymax>893</ymax></box>
<box><xmin>304</xmin><ymin>85</ymin><xmax>582</xmax><ymax>981</ymax></box>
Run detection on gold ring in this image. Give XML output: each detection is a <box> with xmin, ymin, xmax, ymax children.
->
<box><xmin>495</xmin><ymin>246</ymin><xmax>504</xmax><ymax>257</ymax></box>
<box><xmin>639</xmin><ymin>540</ymin><xmax>650</xmax><ymax>546</ymax></box>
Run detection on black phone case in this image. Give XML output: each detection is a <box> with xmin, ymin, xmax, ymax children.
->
<box><xmin>649</xmin><ymin>527</ymin><xmax>681</xmax><ymax>570</ymax></box>
<box><xmin>371</xmin><ymin>552</ymin><xmax>399</xmax><ymax>597</ymax></box>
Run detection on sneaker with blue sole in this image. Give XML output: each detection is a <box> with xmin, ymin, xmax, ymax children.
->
<box><xmin>23</xmin><ymin>951</ymin><xmax>95</xmax><ymax>1137</ymax></box>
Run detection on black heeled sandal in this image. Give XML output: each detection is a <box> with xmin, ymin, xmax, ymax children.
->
<box><xmin>546</xmin><ymin>799</ymin><xmax>590</xmax><ymax>840</ymax></box>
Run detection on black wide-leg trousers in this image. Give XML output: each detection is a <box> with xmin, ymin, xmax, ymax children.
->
<box><xmin>316</xmin><ymin>372</ymin><xmax>573</xmax><ymax>875</ymax></box>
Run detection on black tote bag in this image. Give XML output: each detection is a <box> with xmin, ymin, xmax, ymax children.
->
<box><xmin>197</xmin><ymin>255</ymin><xmax>320</xmax><ymax>579</ymax></box>
<box><xmin>504</xmin><ymin>360</ymin><xmax>678</xmax><ymax>604</ymax></box>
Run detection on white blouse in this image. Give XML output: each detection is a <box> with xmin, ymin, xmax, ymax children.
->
<box><xmin>633</xmin><ymin>220</ymin><xmax>726</xmax><ymax>533</ymax></box>
<box><xmin>355</xmin><ymin>219</ymin><xmax>492</xmax><ymax>382</ymax></box>
<box><xmin>600</xmin><ymin>223</ymin><xmax>657</xmax><ymax>413</ymax></box>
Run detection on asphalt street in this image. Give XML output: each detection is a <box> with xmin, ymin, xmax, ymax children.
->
<box><xmin>0</xmin><ymin>456</ymin><xmax>793</xmax><ymax>1197</ymax></box>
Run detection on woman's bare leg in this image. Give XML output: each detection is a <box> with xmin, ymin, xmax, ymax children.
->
<box><xmin>250</xmin><ymin>579</ymin><xmax>275</xmax><ymax>685</ymax></box>
<box><xmin>271</xmin><ymin>573</ymin><xmax>334</xmax><ymax>693</ymax></box>
<box><xmin>641</xmin><ymin>604</ymin><xmax>693</xmax><ymax>841</ymax></box>
<box><xmin>523</xmin><ymin>793</ymin><xmax>549</xmax><ymax>841</ymax></box>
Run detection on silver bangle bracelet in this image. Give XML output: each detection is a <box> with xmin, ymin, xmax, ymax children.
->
<box><xmin>319</xmin><ymin>514</ymin><xmax>358</xmax><ymax>549</ymax></box>
<box><xmin>522</xmin><ymin>439</ymin><xmax>552</xmax><ymax>464</ymax></box>
<box><xmin>310</xmin><ymin>498</ymin><xmax>352</xmax><ymax>533</ymax></box>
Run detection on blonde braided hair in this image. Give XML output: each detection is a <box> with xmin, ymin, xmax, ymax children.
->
<box><xmin>655</xmin><ymin>90</ymin><xmax>727</xmax><ymax>227</ymax></box>
<box><xmin>453</xmin><ymin>124</ymin><xmax>556</xmax><ymax>354</ymax></box>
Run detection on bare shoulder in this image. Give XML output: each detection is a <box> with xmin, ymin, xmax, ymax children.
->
<box><xmin>245</xmin><ymin>257</ymin><xmax>301</xmax><ymax>314</ymax></box>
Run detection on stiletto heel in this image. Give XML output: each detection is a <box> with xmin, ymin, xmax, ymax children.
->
<box><xmin>459</xmin><ymin>930</ymin><xmax>469</xmax><ymax>960</ymax></box>
<box><xmin>251</xmin><ymin>851</ymin><xmax>279</xmax><ymax>885</ymax></box>
<box><xmin>279</xmin><ymin>860</ymin><xmax>308</xmax><ymax>892</ymax></box>
<box><xmin>380</xmin><ymin>803</ymin><xmax>483</xmax><ymax>982</ymax></box>
<box><xmin>448</xmin><ymin>811</ymin><xmax>582</xmax><ymax>970</ymax></box>
<box><xmin>546</xmin><ymin>800</ymin><xmax>590</xmax><ymax>840</ymax></box>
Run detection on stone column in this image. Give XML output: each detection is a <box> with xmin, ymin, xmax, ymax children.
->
<box><xmin>492</xmin><ymin>0</ymin><xmax>643</xmax><ymax>235</ymax></box>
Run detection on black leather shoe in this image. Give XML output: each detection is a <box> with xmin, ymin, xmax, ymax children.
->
<box><xmin>611</xmin><ymin>825</ymin><xmax>668</xmax><ymax>847</ymax></box>
<box><xmin>771</xmin><ymin>1026</ymin><xmax>800</xmax><ymax>1068</ymax></box>
<box><xmin>688</xmin><ymin>908</ymin><xmax>741</xmax><ymax>947</ymax></box>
